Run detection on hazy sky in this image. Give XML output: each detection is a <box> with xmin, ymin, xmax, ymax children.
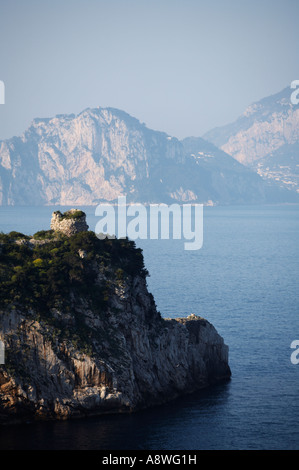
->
<box><xmin>0</xmin><ymin>0</ymin><xmax>298</xmax><ymax>140</ymax></box>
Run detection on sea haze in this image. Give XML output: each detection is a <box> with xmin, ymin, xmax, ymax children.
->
<box><xmin>0</xmin><ymin>205</ymin><xmax>298</xmax><ymax>449</ymax></box>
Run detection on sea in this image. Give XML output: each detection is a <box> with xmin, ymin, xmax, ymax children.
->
<box><xmin>0</xmin><ymin>204</ymin><xmax>298</xmax><ymax>450</ymax></box>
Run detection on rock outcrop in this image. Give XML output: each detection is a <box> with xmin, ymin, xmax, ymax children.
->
<box><xmin>0</xmin><ymin>211</ymin><xmax>231</xmax><ymax>424</ymax></box>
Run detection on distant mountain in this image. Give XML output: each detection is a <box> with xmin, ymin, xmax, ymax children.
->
<box><xmin>203</xmin><ymin>87</ymin><xmax>299</xmax><ymax>164</ymax></box>
<box><xmin>0</xmin><ymin>106</ymin><xmax>297</xmax><ymax>206</ymax></box>
<box><xmin>203</xmin><ymin>86</ymin><xmax>299</xmax><ymax>195</ymax></box>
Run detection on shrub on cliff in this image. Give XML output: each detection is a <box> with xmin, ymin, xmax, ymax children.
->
<box><xmin>32</xmin><ymin>230</ymin><xmax>55</xmax><ymax>240</ymax></box>
<box><xmin>53</xmin><ymin>209</ymin><xmax>85</xmax><ymax>220</ymax></box>
<box><xmin>0</xmin><ymin>231</ymin><xmax>148</xmax><ymax>313</ymax></box>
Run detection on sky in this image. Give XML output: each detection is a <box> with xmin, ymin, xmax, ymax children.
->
<box><xmin>0</xmin><ymin>0</ymin><xmax>298</xmax><ymax>141</ymax></box>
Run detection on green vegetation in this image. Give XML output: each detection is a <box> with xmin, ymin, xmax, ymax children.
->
<box><xmin>0</xmin><ymin>230</ymin><xmax>148</xmax><ymax>312</ymax></box>
<box><xmin>2</xmin><ymin>231</ymin><xmax>30</xmax><ymax>241</ymax></box>
<box><xmin>54</xmin><ymin>209</ymin><xmax>85</xmax><ymax>220</ymax></box>
<box><xmin>32</xmin><ymin>229</ymin><xmax>56</xmax><ymax>240</ymax></box>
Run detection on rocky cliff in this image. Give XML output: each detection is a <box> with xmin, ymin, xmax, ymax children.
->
<box><xmin>0</xmin><ymin>106</ymin><xmax>295</xmax><ymax>206</ymax></box>
<box><xmin>0</xmin><ymin>211</ymin><xmax>231</xmax><ymax>424</ymax></box>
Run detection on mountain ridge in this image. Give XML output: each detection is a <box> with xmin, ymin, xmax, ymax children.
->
<box><xmin>0</xmin><ymin>103</ymin><xmax>298</xmax><ymax>206</ymax></box>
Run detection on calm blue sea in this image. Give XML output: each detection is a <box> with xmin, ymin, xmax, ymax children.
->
<box><xmin>0</xmin><ymin>204</ymin><xmax>298</xmax><ymax>450</ymax></box>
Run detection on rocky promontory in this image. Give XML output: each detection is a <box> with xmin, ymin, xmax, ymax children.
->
<box><xmin>0</xmin><ymin>211</ymin><xmax>231</xmax><ymax>424</ymax></box>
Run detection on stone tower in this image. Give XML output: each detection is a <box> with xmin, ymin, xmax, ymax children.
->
<box><xmin>50</xmin><ymin>209</ymin><xmax>89</xmax><ymax>237</ymax></box>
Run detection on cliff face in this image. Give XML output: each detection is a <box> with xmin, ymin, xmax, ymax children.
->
<box><xmin>0</xmin><ymin>108</ymin><xmax>185</xmax><ymax>206</ymax></box>
<box><xmin>0</xmin><ymin>212</ymin><xmax>231</xmax><ymax>424</ymax></box>
<box><xmin>0</xmin><ymin>286</ymin><xmax>230</xmax><ymax>424</ymax></box>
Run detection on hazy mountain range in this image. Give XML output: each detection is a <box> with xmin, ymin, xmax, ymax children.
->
<box><xmin>0</xmin><ymin>86</ymin><xmax>298</xmax><ymax>206</ymax></box>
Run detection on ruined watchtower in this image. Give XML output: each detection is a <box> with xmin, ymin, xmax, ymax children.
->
<box><xmin>50</xmin><ymin>209</ymin><xmax>89</xmax><ymax>237</ymax></box>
